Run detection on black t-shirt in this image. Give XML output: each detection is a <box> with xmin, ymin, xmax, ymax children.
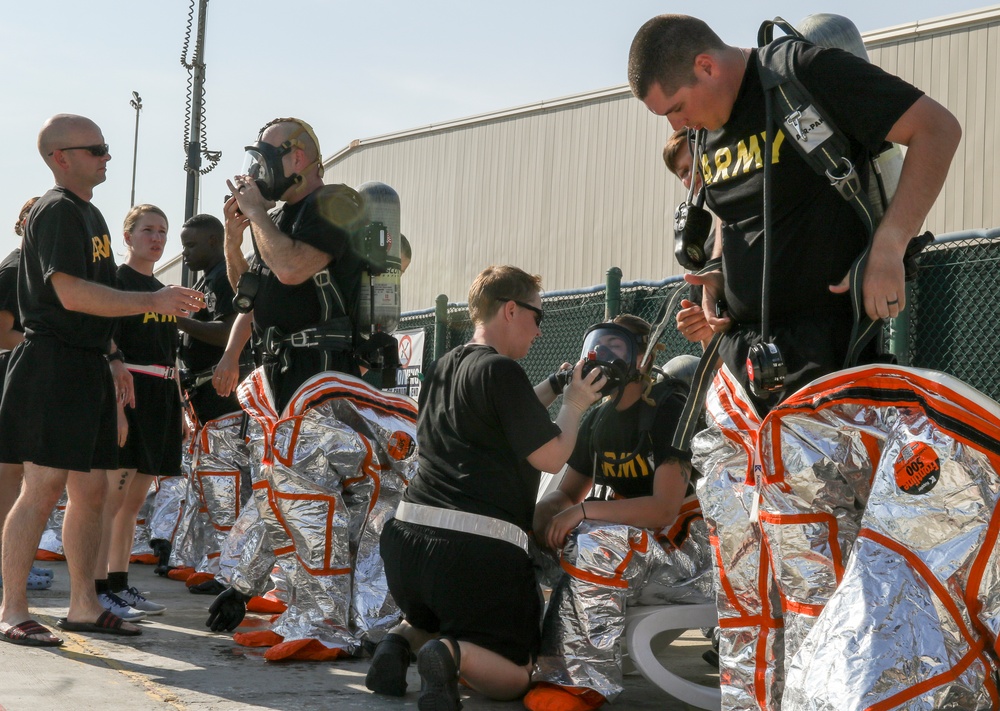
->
<box><xmin>252</xmin><ymin>186</ymin><xmax>364</xmax><ymax>409</ymax></box>
<box><xmin>115</xmin><ymin>265</ymin><xmax>177</xmax><ymax>366</ymax></box>
<box><xmin>568</xmin><ymin>381</ymin><xmax>689</xmax><ymax>499</ymax></box>
<box><xmin>20</xmin><ymin>187</ymin><xmax>117</xmax><ymax>350</ymax></box>
<box><xmin>252</xmin><ymin>186</ymin><xmax>362</xmax><ymax>336</ymax></box>
<box><xmin>703</xmin><ymin>44</ymin><xmax>923</xmax><ymax>324</ymax></box>
<box><xmin>403</xmin><ymin>344</ymin><xmax>561</xmax><ymax>532</ymax></box>
<box><xmin>182</xmin><ymin>259</ymin><xmax>234</xmax><ymax>373</ymax></box>
<box><xmin>0</xmin><ymin>248</ymin><xmax>22</xmax><ymax>337</ymax></box>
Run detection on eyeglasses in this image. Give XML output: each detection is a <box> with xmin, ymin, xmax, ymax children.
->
<box><xmin>48</xmin><ymin>144</ymin><xmax>110</xmax><ymax>157</ymax></box>
<box><xmin>497</xmin><ymin>297</ymin><xmax>544</xmax><ymax>326</ymax></box>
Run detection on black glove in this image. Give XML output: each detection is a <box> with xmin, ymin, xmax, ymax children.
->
<box><xmin>149</xmin><ymin>538</ymin><xmax>173</xmax><ymax>576</ymax></box>
<box><xmin>206</xmin><ymin>588</ymin><xmax>252</xmax><ymax>632</ymax></box>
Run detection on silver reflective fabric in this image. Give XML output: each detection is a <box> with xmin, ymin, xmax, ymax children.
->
<box><xmin>231</xmin><ymin>368</ymin><xmax>417</xmax><ymax>653</ymax></box>
<box><xmin>130</xmin><ymin>487</ymin><xmax>157</xmax><ymax>557</ymax></box>
<box><xmin>169</xmin><ymin>440</ymin><xmax>212</xmax><ymax>569</ymax></box>
<box><xmin>695</xmin><ymin>364</ymin><xmax>1000</xmax><ymax>710</ymax></box>
<box><xmin>147</xmin><ymin>474</ymin><xmax>187</xmax><ymax>544</ymax></box>
<box><xmin>37</xmin><ymin>492</ymin><xmax>68</xmax><ymax>557</ymax></box>
<box><xmin>534</xmin><ymin>509</ymin><xmax>714</xmax><ymax>700</ymax></box>
<box><xmin>760</xmin><ymin>366</ymin><xmax>1000</xmax><ymax>710</ymax></box>
<box><xmin>190</xmin><ymin>412</ymin><xmax>249</xmax><ymax>575</ymax></box>
<box><xmin>692</xmin><ymin>366</ymin><xmax>784</xmax><ymax>711</ymax></box>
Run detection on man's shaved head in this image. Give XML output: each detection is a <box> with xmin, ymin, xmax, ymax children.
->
<box><xmin>37</xmin><ymin>114</ymin><xmax>101</xmax><ymax>160</ymax></box>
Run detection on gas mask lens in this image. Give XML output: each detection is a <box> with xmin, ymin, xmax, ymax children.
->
<box><xmin>578</xmin><ymin>324</ymin><xmax>640</xmax><ymax>395</ymax></box>
<box><xmin>242</xmin><ymin>147</ymin><xmax>272</xmax><ymax>192</ymax></box>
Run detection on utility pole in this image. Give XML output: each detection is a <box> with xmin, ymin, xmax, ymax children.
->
<box><xmin>180</xmin><ymin>0</ymin><xmax>219</xmax><ymax>286</ymax></box>
<box><xmin>129</xmin><ymin>91</ymin><xmax>142</xmax><ymax>207</ymax></box>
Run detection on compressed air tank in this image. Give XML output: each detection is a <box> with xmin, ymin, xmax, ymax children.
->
<box><xmin>796</xmin><ymin>13</ymin><xmax>903</xmax><ymax>221</ymax></box>
<box><xmin>357</xmin><ymin>181</ymin><xmax>401</xmax><ymax>334</ymax></box>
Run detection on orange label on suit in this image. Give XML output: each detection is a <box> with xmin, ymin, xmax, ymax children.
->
<box><xmin>893</xmin><ymin>441</ymin><xmax>940</xmax><ymax>495</ymax></box>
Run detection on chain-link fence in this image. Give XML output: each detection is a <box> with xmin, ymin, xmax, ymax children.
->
<box><xmin>397</xmin><ymin>229</ymin><xmax>1000</xmax><ymax>403</ymax></box>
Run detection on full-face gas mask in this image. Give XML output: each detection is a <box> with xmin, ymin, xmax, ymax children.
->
<box><xmin>555</xmin><ymin>322</ymin><xmax>646</xmax><ymax>397</ymax></box>
<box><xmin>243</xmin><ymin>118</ymin><xmax>324</xmax><ymax>201</ymax></box>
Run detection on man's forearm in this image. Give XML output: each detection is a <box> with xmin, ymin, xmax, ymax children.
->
<box><xmin>53</xmin><ymin>275</ymin><xmax>157</xmax><ymax>317</ymax></box>
<box><xmin>246</xmin><ymin>213</ymin><xmax>330</xmax><ymax>285</ymax></box>
<box><xmin>225</xmin><ymin>241</ymin><xmax>249</xmax><ymax>293</ymax></box>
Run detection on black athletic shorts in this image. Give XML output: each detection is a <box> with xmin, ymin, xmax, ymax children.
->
<box><xmin>0</xmin><ymin>337</ymin><xmax>118</xmax><ymax>472</ymax></box>
<box><xmin>119</xmin><ymin>371</ymin><xmax>183</xmax><ymax>476</ymax></box>
<box><xmin>187</xmin><ymin>381</ymin><xmax>241</xmax><ymax>424</ymax></box>
<box><xmin>381</xmin><ymin>517</ymin><xmax>543</xmax><ymax>666</ymax></box>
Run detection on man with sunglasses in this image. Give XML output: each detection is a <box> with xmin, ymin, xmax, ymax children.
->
<box><xmin>0</xmin><ymin>114</ymin><xmax>204</xmax><ymax>647</ymax></box>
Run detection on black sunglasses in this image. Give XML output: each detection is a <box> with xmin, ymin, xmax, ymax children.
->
<box><xmin>497</xmin><ymin>297</ymin><xmax>543</xmax><ymax>326</ymax></box>
<box><xmin>48</xmin><ymin>143</ymin><xmax>110</xmax><ymax>157</ymax></box>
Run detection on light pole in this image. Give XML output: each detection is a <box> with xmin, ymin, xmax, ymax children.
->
<box><xmin>129</xmin><ymin>91</ymin><xmax>142</xmax><ymax>207</ymax></box>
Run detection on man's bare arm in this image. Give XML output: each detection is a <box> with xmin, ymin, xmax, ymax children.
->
<box><xmin>51</xmin><ymin>273</ymin><xmax>204</xmax><ymax>318</ymax></box>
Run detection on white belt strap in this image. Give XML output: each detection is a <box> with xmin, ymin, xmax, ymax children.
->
<box><xmin>126</xmin><ymin>363</ymin><xmax>176</xmax><ymax>379</ymax></box>
<box><xmin>395</xmin><ymin>501</ymin><xmax>529</xmax><ymax>554</ymax></box>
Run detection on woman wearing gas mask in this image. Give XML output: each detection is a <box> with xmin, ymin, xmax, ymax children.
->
<box><xmin>526</xmin><ymin>314</ymin><xmax>715</xmax><ymax>711</ymax></box>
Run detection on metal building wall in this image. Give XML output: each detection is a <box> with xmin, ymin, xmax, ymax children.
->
<box><xmin>866</xmin><ymin>7</ymin><xmax>1000</xmax><ymax>234</ymax></box>
<box><xmin>322</xmin><ymin>7</ymin><xmax>998</xmax><ymax>314</ymax></box>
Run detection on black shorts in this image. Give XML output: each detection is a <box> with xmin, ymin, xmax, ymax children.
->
<box><xmin>187</xmin><ymin>381</ymin><xmax>241</xmax><ymax>424</ymax></box>
<box><xmin>381</xmin><ymin>518</ymin><xmax>543</xmax><ymax>666</ymax></box>
<box><xmin>720</xmin><ymin>312</ymin><xmax>878</xmax><ymax>416</ymax></box>
<box><xmin>120</xmin><ymin>371</ymin><xmax>183</xmax><ymax>476</ymax></box>
<box><xmin>0</xmin><ymin>338</ymin><xmax>118</xmax><ymax>472</ymax></box>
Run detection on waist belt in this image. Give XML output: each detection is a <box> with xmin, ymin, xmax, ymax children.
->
<box><xmin>262</xmin><ymin>316</ymin><xmax>354</xmax><ymax>374</ymax></box>
<box><xmin>126</xmin><ymin>363</ymin><xmax>176</xmax><ymax>380</ymax></box>
<box><xmin>394</xmin><ymin>501</ymin><xmax>529</xmax><ymax>555</ymax></box>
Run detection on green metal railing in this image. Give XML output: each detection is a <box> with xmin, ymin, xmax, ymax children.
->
<box><xmin>396</xmin><ymin>229</ymin><xmax>1000</xmax><ymax>402</ymax></box>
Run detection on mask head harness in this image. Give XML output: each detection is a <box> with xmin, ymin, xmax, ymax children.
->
<box><xmin>243</xmin><ymin>117</ymin><xmax>324</xmax><ymax>201</ymax></box>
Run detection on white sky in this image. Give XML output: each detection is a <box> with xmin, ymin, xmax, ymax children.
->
<box><xmin>0</xmin><ymin>0</ymin><xmax>990</xmax><ymax>265</ymax></box>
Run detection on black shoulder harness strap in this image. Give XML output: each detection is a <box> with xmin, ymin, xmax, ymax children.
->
<box><xmin>756</xmin><ymin>22</ymin><xmax>882</xmax><ymax>368</ymax></box>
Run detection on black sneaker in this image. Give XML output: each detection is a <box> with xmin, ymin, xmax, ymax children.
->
<box><xmin>417</xmin><ymin>638</ymin><xmax>462</xmax><ymax>711</ymax></box>
<box><xmin>365</xmin><ymin>633</ymin><xmax>411</xmax><ymax>697</ymax></box>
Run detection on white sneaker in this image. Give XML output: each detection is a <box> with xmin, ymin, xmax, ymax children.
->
<box><xmin>98</xmin><ymin>591</ymin><xmax>147</xmax><ymax>621</ymax></box>
<box><xmin>117</xmin><ymin>586</ymin><xmax>166</xmax><ymax>615</ymax></box>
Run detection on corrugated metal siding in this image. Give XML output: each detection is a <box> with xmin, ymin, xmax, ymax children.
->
<box><xmin>323</xmin><ymin>8</ymin><xmax>999</xmax><ymax>314</ymax></box>
<box><xmin>324</xmin><ymin>92</ymin><xmax>684</xmax><ymax>312</ymax></box>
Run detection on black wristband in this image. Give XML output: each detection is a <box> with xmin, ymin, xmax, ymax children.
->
<box><xmin>106</xmin><ymin>350</ymin><xmax>125</xmax><ymax>364</ymax></box>
<box><xmin>548</xmin><ymin>372</ymin><xmax>564</xmax><ymax>395</ymax></box>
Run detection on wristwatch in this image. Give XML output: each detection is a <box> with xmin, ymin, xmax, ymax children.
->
<box><xmin>106</xmin><ymin>350</ymin><xmax>125</xmax><ymax>364</ymax></box>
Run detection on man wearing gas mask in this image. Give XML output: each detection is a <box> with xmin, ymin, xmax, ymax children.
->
<box><xmin>205</xmin><ymin>119</ymin><xmax>415</xmax><ymax>662</ymax></box>
<box><xmin>527</xmin><ymin>315</ymin><xmax>714</xmax><ymax>711</ymax></box>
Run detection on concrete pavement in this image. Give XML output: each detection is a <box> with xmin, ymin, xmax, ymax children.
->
<box><xmin>0</xmin><ymin>561</ymin><xmax>718</xmax><ymax>710</ymax></box>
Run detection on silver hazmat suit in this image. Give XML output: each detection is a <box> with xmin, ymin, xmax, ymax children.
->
<box><xmin>694</xmin><ymin>364</ymin><xmax>1000</xmax><ymax>710</ymax></box>
<box><xmin>534</xmin><ymin>496</ymin><xmax>714</xmax><ymax>700</ymax></box>
<box><xmin>227</xmin><ymin>368</ymin><xmax>417</xmax><ymax>653</ymax></box>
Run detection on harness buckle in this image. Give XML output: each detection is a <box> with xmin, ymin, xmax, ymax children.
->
<box><xmin>825</xmin><ymin>157</ymin><xmax>861</xmax><ymax>201</ymax></box>
<box><xmin>785</xmin><ymin>110</ymin><xmax>805</xmax><ymax>141</ymax></box>
<box><xmin>288</xmin><ymin>330</ymin><xmax>314</xmax><ymax>348</ymax></box>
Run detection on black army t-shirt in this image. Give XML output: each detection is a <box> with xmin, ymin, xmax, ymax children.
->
<box><xmin>0</xmin><ymin>248</ymin><xmax>22</xmax><ymax>335</ymax></box>
<box><xmin>115</xmin><ymin>265</ymin><xmax>177</xmax><ymax>365</ymax></box>
<box><xmin>19</xmin><ymin>187</ymin><xmax>117</xmax><ymax>350</ymax></box>
<box><xmin>702</xmin><ymin>43</ymin><xmax>923</xmax><ymax>324</ymax></box>
<box><xmin>568</xmin><ymin>382</ymin><xmax>689</xmax><ymax>499</ymax></box>
<box><xmin>404</xmin><ymin>344</ymin><xmax>560</xmax><ymax>532</ymax></box>
<box><xmin>183</xmin><ymin>259</ymin><xmax>234</xmax><ymax>374</ymax></box>
<box><xmin>252</xmin><ymin>186</ymin><xmax>362</xmax><ymax>338</ymax></box>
